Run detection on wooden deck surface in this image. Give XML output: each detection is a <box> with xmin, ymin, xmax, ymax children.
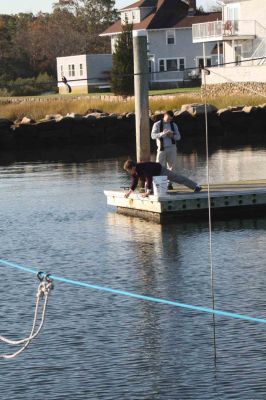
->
<box><xmin>104</xmin><ymin>180</ymin><xmax>266</xmax><ymax>223</ymax></box>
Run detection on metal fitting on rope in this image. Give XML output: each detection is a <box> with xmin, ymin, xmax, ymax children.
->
<box><xmin>37</xmin><ymin>271</ymin><xmax>45</xmax><ymax>281</ymax></box>
<box><xmin>37</xmin><ymin>272</ymin><xmax>54</xmax><ymax>298</ymax></box>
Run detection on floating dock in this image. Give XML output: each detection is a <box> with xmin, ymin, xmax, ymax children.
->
<box><xmin>104</xmin><ymin>181</ymin><xmax>266</xmax><ymax>223</ymax></box>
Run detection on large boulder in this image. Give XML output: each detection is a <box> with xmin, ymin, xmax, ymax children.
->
<box><xmin>180</xmin><ymin>103</ymin><xmax>217</xmax><ymax>116</ymax></box>
<box><xmin>66</xmin><ymin>112</ymin><xmax>84</xmax><ymax>120</ymax></box>
<box><xmin>21</xmin><ymin>116</ymin><xmax>36</xmax><ymax>124</ymax></box>
<box><xmin>44</xmin><ymin>114</ymin><xmax>63</xmax><ymax>122</ymax></box>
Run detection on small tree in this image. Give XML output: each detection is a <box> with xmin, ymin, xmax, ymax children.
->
<box><xmin>111</xmin><ymin>22</ymin><xmax>134</xmax><ymax>96</ymax></box>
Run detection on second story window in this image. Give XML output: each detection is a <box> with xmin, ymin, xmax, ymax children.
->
<box><xmin>60</xmin><ymin>65</ymin><xmax>64</xmax><ymax>76</ymax></box>
<box><xmin>166</xmin><ymin>30</ymin><xmax>175</xmax><ymax>45</ymax></box>
<box><xmin>122</xmin><ymin>11</ymin><xmax>132</xmax><ymax>24</ymax></box>
<box><xmin>68</xmin><ymin>64</ymin><xmax>75</xmax><ymax>77</ymax></box>
<box><xmin>80</xmin><ymin>64</ymin><xmax>83</xmax><ymax>76</ymax></box>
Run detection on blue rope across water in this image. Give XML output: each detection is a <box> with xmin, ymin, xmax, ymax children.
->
<box><xmin>1</xmin><ymin>258</ymin><xmax>266</xmax><ymax>324</ymax></box>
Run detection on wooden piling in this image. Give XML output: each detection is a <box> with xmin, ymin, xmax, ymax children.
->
<box><xmin>133</xmin><ymin>30</ymin><xmax>150</xmax><ymax>162</ymax></box>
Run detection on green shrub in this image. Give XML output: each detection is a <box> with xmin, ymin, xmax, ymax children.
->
<box><xmin>0</xmin><ymin>73</ymin><xmax>57</xmax><ymax>97</ymax></box>
<box><xmin>111</xmin><ymin>22</ymin><xmax>134</xmax><ymax>96</ymax></box>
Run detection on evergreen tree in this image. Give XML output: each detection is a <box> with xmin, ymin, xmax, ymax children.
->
<box><xmin>111</xmin><ymin>22</ymin><xmax>134</xmax><ymax>96</ymax></box>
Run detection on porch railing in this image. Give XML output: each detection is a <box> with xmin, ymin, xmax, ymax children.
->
<box><xmin>192</xmin><ymin>20</ymin><xmax>256</xmax><ymax>41</ymax></box>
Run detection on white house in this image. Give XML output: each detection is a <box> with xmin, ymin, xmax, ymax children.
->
<box><xmin>56</xmin><ymin>54</ymin><xmax>112</xmax><ymax>94</ymax></box>
<box><xmin>192</xmin><ymin>0</ymin><xmax>266</xmax><ymax>85</ymax></box>
<box><xmin>101</xmin><ymin>0</ymin><xmax>222</xmax><ymax>89</ymax></box>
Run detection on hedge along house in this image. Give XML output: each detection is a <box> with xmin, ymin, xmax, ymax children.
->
<box><xmin>100</xmin><ymin>0</ymin><xmax>222</xmax><ymax>89</ymax></box>
<box><xmin>56</xmin><ymin>54</ymin><xmax>112</xmax><ymax>94</ymax></box>
<box><xmin>192</xmin><ymin>0</ymin><xmax>266</xmax><ymax>91</ymax></box>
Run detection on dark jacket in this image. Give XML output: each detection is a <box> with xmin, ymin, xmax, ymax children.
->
<box><xmin>130</xmin><ymin>162</ymin><xmax>162</xmax><ymax>191</ymax></box>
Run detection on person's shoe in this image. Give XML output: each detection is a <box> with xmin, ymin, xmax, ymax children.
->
<box><xmin>194</xmin><ymin>185</ymin><xmax>202</xmax><ymax>193</ymax></box>
<box><xmin>167</xmin><ymin>183</ymin><xmax>174</xmax><ymax>190</ymax></box>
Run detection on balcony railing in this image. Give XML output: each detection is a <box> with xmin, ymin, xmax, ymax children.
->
<box><xmin>150</xmin><ymin>71</ymin><xmax>184</xmax><ymax>82</ymax></box>
<box><xmin>192</xmin><ymin>20</ymin><xmax>256</xmax><ymax>42</ymax></box>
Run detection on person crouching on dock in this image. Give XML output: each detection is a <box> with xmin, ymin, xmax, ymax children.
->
<box><xmin>123</xmin><ymin>160</ymin><xmax>202</xmax><ymax>198</ymax></box>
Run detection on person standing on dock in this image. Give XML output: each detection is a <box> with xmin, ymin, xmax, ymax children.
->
<box><xmin>123</xmin><ymin>160</ymin><xmax>201</xmax><ymax>198</ymax></box>
<box><xmin>151</xmin><ymin>110</ymin><xmax>181</xmax><ymax>190</ymax></box>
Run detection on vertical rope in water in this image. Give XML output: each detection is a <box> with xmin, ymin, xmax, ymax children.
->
<box><xmin>203</xmin><ymin>69</ymin><xmax>217</xmax><ymax>362</ymax></box>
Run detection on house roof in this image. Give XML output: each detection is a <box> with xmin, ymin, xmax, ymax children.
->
<box><xmin>121</xmin><ymin>0</ymin><xmax>157</xmax><ymax>10</ymax></box>
<box><xmin>174</xmin><ymin>12</ymin><xmax>222</xmax><ymax>28</ymax></box>
<box><xmin>101</xmin><ymin>1</ymin><xmax>222</xmax><ymax>36</ymax></box>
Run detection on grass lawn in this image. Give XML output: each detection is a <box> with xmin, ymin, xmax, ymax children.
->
<box><xmin>0</xmin><ymin>87</ymin><xmax>201</xmax><ymax>102</ymax></box>
<box><xmin>0</xmin><ymin>87</ymin><xmax>265</xmax><ymax>121</ymax></box>
<box><xmin>149</xmin><ymin>87</ymin><xmax>201</xmax><ymax>95</ymax></box>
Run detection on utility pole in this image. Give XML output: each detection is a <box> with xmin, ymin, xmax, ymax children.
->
<box><xmin>133</xmin><ymin>30</ymin><xmax>150</xmax><ymax>162</ymax></box>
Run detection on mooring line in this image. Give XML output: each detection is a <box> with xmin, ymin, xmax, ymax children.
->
<box><xmin>1</xmin><ymin>259</ymin><xmax>266</xmax><ymax>324</ymax></box>
<box><xmin>203</xmin><ymin>68</ymin><xmax>217</xmax><ymax>361</ymax></box>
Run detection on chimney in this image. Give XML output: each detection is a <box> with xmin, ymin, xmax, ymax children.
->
<box><xmin>188</xmin><ymin>0</ymin><xmax>196</xmax><ymax>16</ymax></box>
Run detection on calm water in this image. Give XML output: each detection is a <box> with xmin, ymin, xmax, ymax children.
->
<box><xmin>1</xmin><ymin>147</ymin><xmax>266</xmax><ymax>400</ymax></box>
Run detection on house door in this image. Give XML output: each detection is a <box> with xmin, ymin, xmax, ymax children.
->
<box><xmin>234</xmin><ymin>45</ymin><xmax>242</xmax><ymax>65</ymax></box>
<box><xmin>227</xmin><ymin>4</ymin><xmax>239</xmax><ymax>33</ymax></box>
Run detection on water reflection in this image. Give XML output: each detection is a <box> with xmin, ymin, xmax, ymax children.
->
<box><xmin>1</xmin><ymin>148</ymin><xmax>266</xmax><ymax>399</ymax></box>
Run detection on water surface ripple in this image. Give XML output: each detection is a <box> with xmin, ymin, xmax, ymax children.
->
<box><xmin>1</xmin><ymin>148</ymin><xmax>266</xmax><ymax>399</ymax></box>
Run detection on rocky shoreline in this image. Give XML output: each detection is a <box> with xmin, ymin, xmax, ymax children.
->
<box><xmin>1</xmin><ymin>103</ymin><xmax>266</xmax><ymax>153</ymax></box>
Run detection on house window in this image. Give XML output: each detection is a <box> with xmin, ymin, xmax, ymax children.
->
<box><xmin>80</xmin><ymin>64</ymin><xmax>83</xmax><ymax>76</ymax></box>
<box><xmin>159</xmin><ymin>58</ymin><xmax>185</xmax><ymax>72</ymax></box>
<box><xmin>60</xmin><ymin>65</ymin><xmax>64</xmax><ymax>76</ymax></box>
<box><xmin>133</xmin><ymin>10</ymin><xmax>140</xmax><ymax>23</ymax></box>
<box><xmin>159</xmin><ymin>59</ymin><xmax>165</xmax><ymax>72</ymax></box>
<box><xmin>226</xmin><ymin>4</ymin><xmax>239</xmax><ymax>33</ymax></box>
<box><xmin>227</xmin><ymin>4</ymin><xmax>239</xmax><ymax>21</ymax></box>
<box><xmin>166</xmin><ymin>30</ymin><xmax>175</xmax><ymax>45</ymax></box>
<box><xmin>197</xmin><ymin>57</ymin><xmax>212</xmax><ymax>69</ymax></box>
<box><xmin>166</xmin><ymin>59</ymin><xmax>178</xmax><ymax>71</ymax></box>
<box><xmin>179</xmin><ymin>58</ymin><xmax>185</xmax><ymax>71</ymax></box>
<box><xmin>68</xmin><ymin>64</ymin><xmax>75</xmax><ymax>77</ymax></box>
<box><xmin>123</xmin><ymin>12</ymin><xmax>131</xmax><ymax>23</ymax></box>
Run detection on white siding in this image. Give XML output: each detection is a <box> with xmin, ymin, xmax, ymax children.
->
<box><xmin>224</xmin><ymin>0</ymin><xmax>266</xmax><ymax>34</ymax></box>
<box><xmin>57</xmin><ymin>54</ymin><xmax>87</xmax><ymax>87</ymax></box>
<box><xmin>56</xmin><ymin>54</ymin><xmax>112</xmax><ymax>90</ymax></box>
<box><xmin>238</xmin><ymin>0</ymin><xmax>266</xmax><ymax>28</ymax></box>
<box><xmin>121</xmin><ymin>6</ymin><xmax>154</xmax><ymax>24</ymax></box>
<box><xmin>205</xmin><ymin>64</ymin><xmax>266</xmax><ymax>83</ymax></box>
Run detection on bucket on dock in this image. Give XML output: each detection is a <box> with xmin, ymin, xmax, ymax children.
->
<box><xmin>153</xmin><ymin>176</ymin><xmax>168</xmax><ymax>197</ymax></box>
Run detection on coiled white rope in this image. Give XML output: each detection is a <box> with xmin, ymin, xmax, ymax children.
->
<box><xmin>0</xmin><ymin>274</ymin><xmax>53</xmax><ymax>359</ymax></box>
